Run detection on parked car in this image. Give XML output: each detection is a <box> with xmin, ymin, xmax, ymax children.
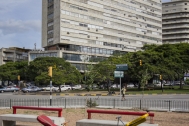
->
<box><xmin>0</xmin><ymin>86</ymin><xmax>19</xmax><ymax>93</ymax></box>
<box><xmin>85</xmin><ymin>84</ymin><xmax>99</xmax><ymax>90</ymax></box>
<box><xmin>154</xmin><ymin>82</ymin><xmax>161</xmax><ymax>87</ymax></box>
<box><xmin>54</xmin><ymin>85</ymin><xmax>71</xmax><ymax>92</ymax></box>
<box><xmin>42</xmin><ymin>85</ymin><xmax>55</xmax><ymax>91</ymax></box>
<box><xmin>22</xmin><ymin>86</ymin><xmax>41</xmax><ymax>93</ymax></box>
<box><xmin>98</xmin><ymin>84</ymin><xmax>107</xmax><ymax>89</ymax></box>
<box><xmin>110</xmin><ymin>84</ymin><xmax>120</xmax><ymax>89</ymax></box>
<box><xmin>71</xmin><ymin>84</ymin><xmax>82</xmax><ymax>90</ymax></box>
<box><xmin>127</xmin><ymin>83</ymin><xmax>135</xmax><ymax>88</ymax></box>
<box><xmin>173</xmin><ymin>81</ymin><xmax>185</xmax><ymax>85</ymax></box>
<box><xmin>164</xmin><ymin>81</ymin><xmax>174</xmax><ymax>86</ymax></box>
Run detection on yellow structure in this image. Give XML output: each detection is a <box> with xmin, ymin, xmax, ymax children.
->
<box><xmin>126</xmin><ymin>113</ymin><xmax>149</xmax><ymax>126</ymax></box>
<box><xmin>48</xmin><ymin>66</ymin><xmax>52</xmax><ymax>77</ymax></box>
<box><xmin>160</xmin><ymin>75</ymin><xmax>162</xmax><ymax>80</ymax></box>
<box><xmin>139</xmin><ymin>60</ymin><xmax>142</xmax><ymax>66</ymax></box>
<box><xmin>17</xmin><ymin>75</ymin><xmax>20</xmax><ymax>81</ymax></box>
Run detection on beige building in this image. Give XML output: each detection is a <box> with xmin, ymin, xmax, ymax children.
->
<box><xmin>0</xmin><ymin>47</ymin><xmax>30</xmax><ymax>65</ymax></box>
<box><xmin>39</xmin><ymin>0</ymin><xmax>162</xmax><ymax>71</ymax></box>
<box><xmin>162</xmin><ymin>0</ymin><xmax>189</xmax><ymax>43</ymax></box>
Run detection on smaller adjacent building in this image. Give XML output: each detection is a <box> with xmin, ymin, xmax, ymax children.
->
<box><xmin>162</xmin><ymin>0</ymin><xmax>189</xmax><ymax>44</ymax></box>
<box><xmin>0</xmin><ymin>47</ymin><xmax>31</xmax><ymax>65</ymax></box>
<box><xmin>28</xmin><ymin>49</ymin><xmax>99</xmax><ymax>72</ymax></box>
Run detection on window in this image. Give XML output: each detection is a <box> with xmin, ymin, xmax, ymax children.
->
<box><xmin>48</xmin><ymin>0</ymin><xmax>53</xmax><ymax>3</ymax></box>
<box><xmin>48</xmin><ymin>13</ymin><xmax>53</xmax><ymax>19</ymax></box>
<box><xmin>48</xmin><ymin>22</ymin><xmax>53</xmax><ymax>27</ymax></box>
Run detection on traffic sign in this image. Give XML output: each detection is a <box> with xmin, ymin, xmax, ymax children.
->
<box><xmin>114</xmin><ymin>71</ymin><xmax>124</xmax><ymax>78</ymax></box>
<box><xmin>116</xmin><ymin>64</ymin><xmax>128</xmax><ymax>71</ymax></box>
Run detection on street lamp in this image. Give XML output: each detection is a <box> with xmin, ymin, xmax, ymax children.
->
<box><xmin>80</xmin><ymin>55</ymin><xmax>89</xmax><ymax>81</ymax></box>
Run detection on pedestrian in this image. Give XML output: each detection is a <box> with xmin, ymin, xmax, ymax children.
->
<box><xmin>121</xmin><ymin>86</ymin><xmax>126</xmax><ymax>101</ymax></box>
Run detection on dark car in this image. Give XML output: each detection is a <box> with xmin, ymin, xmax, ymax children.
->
<box><xmin>22</xmin><ymin>86</ymin><xmax>41</xmax><ymax>93</ymax></box>
<box><xmin>0</xmin><ymin>86</ymin><xmax>19</xmax><ymax>93</ymax></box>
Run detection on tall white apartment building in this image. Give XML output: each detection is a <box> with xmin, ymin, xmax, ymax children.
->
<box><xmin>39</xmin><ymin>0</ymin><xmax>162</xmax><ymax>71</ymax></box>
<box><xmin>163</xmin><ymin>0</ymin><xmax>189</xmax><ymax>43</ymax></box>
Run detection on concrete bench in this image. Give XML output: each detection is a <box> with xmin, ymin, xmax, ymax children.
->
<box><xmin>87</xmin><ymin>109</ymin><xmax>155</xmax><ymax>124</ymax></box>
<box><xmin>76</xmin><ymin>119</ymin><xmax>158</xmax><ymax>126</ymax></box>
<box><xmin>0</xmin><ymin>106</ymin><xmax>64</xmax><ymax>126</ymax></box>
<box><xmin>12</xmin><ymin>106</ymin><xmax>63</xmax><ymax>117</ymax></box>
<box><xmin>0</xmin><ymin>114</ymin><xmax>65</xmax><ymax>126</ymax></box>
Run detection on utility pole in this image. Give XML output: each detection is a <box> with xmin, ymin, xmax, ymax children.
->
<box><xmin>160</xmin><ymin>74</ymin><xmax>163</xmax><ymax>93</ymax></box>
<box><xmin>48</xmin><ymin>66</ymin><xmax>52</xmax><ymax>106</ymax></box>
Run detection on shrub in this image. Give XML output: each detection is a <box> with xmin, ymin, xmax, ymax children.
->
<box><xmin>86</xmin><ymin>99</ymin><xmax>98</xmax><ymax>107</ymax></box>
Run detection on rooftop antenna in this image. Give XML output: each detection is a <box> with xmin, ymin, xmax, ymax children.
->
<box><xmin>34</xmin><ymin>43</ymin><xmax>36</xmax><ymax>50</ymax></box>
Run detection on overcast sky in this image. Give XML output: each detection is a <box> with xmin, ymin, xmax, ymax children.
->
<box><xmin>0</xmin><ymin>0</ymin><xmax>170</xmax><ymax>49</ymax></box>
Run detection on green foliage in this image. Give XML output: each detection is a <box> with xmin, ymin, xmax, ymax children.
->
<box><xmin>86</xmin><ymin>99</ymin><xmax>98</xmax><ymax>107</ymax></box>
<box><xmin>185</xmin><ymin>79</ymin><xmax>189</xmax><ymax>85</ymax></box>
<box><xmin>0</xmin><ymin>57</ymin><xmax>81</xmax><ymax>86</ymax></box>
<box><xmin>28</xmin><ymin>57</ymin><xmax>82</xmax><ymax>85</ymax></box>
<box><xmin>0</xmin><ymin>62</ymin><xmax>19</xmax><ymax>82</ymax></box>
<box><xmin>92</xmin><ymin>43</ymin><xmax>189</xmax><ymax>89</ymax></box>
<box><xmin>83</xmin><ymin>64</ymin><xmax>100</xmax><ymax>91</ymax></box>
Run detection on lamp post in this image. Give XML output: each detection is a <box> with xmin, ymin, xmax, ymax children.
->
<box><xmin>80</xmin><ymin>55</ymin><xmax>89</xmax><ymax>83</ymax></box>
<box><xmin>160</xmin><ymin>74</ymin><xmax>163</xmax><ymax>93</ymax></box>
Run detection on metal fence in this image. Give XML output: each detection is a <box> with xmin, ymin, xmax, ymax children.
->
<box><xmin>0</xmin><ymin>98</ymin><xmax>189</xmax><ymax>112</ymax></box>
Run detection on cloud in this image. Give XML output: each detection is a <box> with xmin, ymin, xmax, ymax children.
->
<box><xmin>162</xmin><ymin>0</ymin><xmax>171</xmax><ymax>2</ymax></box>
<box><xmin>0</xmin><ymin>0</ymin><xmax>29</xmax><ymax>14</ymax></box>
<box><xmin>0</xmin><ymin>19</ymin><xmax>41</xmax><ymax>35</ymax></box>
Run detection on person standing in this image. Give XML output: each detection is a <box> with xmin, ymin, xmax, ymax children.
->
<box><xmin>121</xmin><ymin>86</ymin><xmax>126</xmax><ymax>101</ymax></box>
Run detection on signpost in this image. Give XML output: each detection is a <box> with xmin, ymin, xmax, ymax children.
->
<box><xmin>115</xmin><ymin>64</ymin><xmax>128</xmax><ymax>100</ymax></box>
<box><xmin>116</xmin><ymin>64</ymin><xmax>128</xmax><ymax>71</ymax></box>
<box><xmin>114</xmin><ymin>71</ymin><xmax>124</xmax><ymax>78</ymax></box>
<box><xmin>114</xmin><ymin>71</ymin><xmax>124</xmax><ymax>99</ymax></box>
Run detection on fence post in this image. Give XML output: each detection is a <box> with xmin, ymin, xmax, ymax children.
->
<box><xmin>113</xmin><ymin>99</ymin><xmax>115</xmax><ymax>109</ymax></box>
<box><xmin>168</xmin><ymin>100</ymin><xmax>171</xmax><ymax>112</ymax></box>
<box><xmin>38</xmin><ymin>99</ymin><xmax>39</xmax><ymax>107</ymax></box>
<box><xmin>140</xmin><ymin>99</ymin><xmax>141</xmax><ymax>110</ymax></box>
<box><xmin>10</xmin><ymin>99</ymin><xmax>12</xmax><ymax>109</ymax></box>
<box><xmin>65</xmin><ymin>98</ymin><xmax>66</xmax><ymax>108</ymax></box>
<box><xmin>90</xmin><ymin>98</ymin><xmax>92</xmax><ymax>108</ymax></box>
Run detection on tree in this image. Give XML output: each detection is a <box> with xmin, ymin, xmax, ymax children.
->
<box><xmin>83</xmin><ymin>64</ymin><xmax>99</xmax><ymax>91</ymax></box>
<box><xmin>28</xmin><ymin>57</ymin><xmax>82</xmax><ymax>91</ymax></box>
<box><xmin>0</xmin><ymin>62</ymin><xmax>19</xmax><ymax>85</ymax></box>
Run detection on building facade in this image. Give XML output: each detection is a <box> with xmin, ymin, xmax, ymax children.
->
<box><xmin>0</xmin><ymin>47</ymin><xmax>30</xmax><ymax>65</ymax></box>
<box><xmin>40</xmin><ymin>0</ymin><xmax>162</xmax><ymax>71</ymax></box>
<box><xmin>162</xmin><ymin>0</ymin><xmax>189</xmax><ymax>44</ymax></box>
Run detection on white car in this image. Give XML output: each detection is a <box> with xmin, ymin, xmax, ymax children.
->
<box><xmin>110</xmin><ymin>84</ymin><xmax>120</xmax><ymax>89</ymax></box>
<box><xmin>127</xmin><ymin>83</ymin><xmax>135</xmax><ymax>88</ymax></box>
<box><xmin>42</xmin><ymin>85</ymin><xmax>55</xmax><ymax>91</ymax></box>
<box><xmin>54</xmin><ymin>85</ymin><xmax>71</xmax><ymax>92</ymax></box>
<box><xmin>71</xmin><ymin>85</ymin><xmax>82</xmax><ymax>90</ymax></box>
